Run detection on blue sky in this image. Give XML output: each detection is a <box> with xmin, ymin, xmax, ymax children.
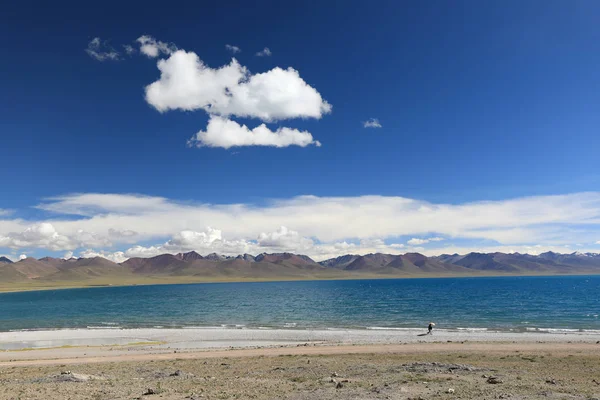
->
<box><xmin>2</xmin><ymin>0</ymin><xmax>600</xmax><ymax>261</ymax></box>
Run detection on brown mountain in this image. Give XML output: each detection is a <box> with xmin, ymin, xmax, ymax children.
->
<box><xmin>319</xmin><ymin>254</ymin><xmax>359</xmax><ymax>269</ymax></box>
<box><xmin>339</xmin><ymin>253</ymin><xmax>472</xmax><ymax>275</ymax></box>
<box><xmin>0</xmin><ymin>264</ymin><xmax>29</xmax><ymax>282</ymax></box>
<box><xmin>388</xmin><ymin>253</ymin><xmax>472</xmax><ymax>274</ymax></box>
<box><xmin>1</xmin><ymin>250</ymin><xmax>599</xmax><ymax>291</ymax></box>
<box><xmin>12</xmin><ymin>258</ymin><xmax>60</xmax><ymax>279</ymax></box>
<box><xmin>344</xmin><ymin>253</ymin><xmax>397</xmax><ymax>271</ymax></box>
<box><xmin>122</xmin><ymin>254</ymin><xmax>188</xmax><ymax>274</ymax></box>
<box><xmin>255</xmin><ymin>253</ymin><xmax>317</xmax><ymax>266</ymax></box>
<box><xmin>41</xmin><ymin>257</ymin><xmax>131</xmax><ymax>281</ymax></box>
<box><xmin>0</xmin><ymin>256</ymin><xmax>13</xmax><ymax>264</ymax></box>
<box><xmin>175</xmin><ymin>251</ymin><xmax>204</xmax><ymax>262</ymax></box>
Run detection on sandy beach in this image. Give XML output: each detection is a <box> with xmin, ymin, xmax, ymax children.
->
<box><xmin>1</xmin><ymin>328</ymin><xmax>599</xmax><ymax>399</ymax></box>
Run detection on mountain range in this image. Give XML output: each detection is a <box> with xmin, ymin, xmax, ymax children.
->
<box><xmin>1</xmin><ymin>250</ymin><xmax>599</xmax><ymax>291</ymax></box>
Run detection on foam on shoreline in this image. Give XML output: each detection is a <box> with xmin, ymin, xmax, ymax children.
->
<box><xmin>1</xmin><ymin>327</ymin><xmax>599</xmax><ymax>351</ymax></box>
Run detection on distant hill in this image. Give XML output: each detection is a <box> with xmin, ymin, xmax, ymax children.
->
<box><xmin>319</xmin><ymin>254</ymin><xmax>359</xmax><ymax>269</ymax></box>
<box><xmin>1</xmin><ymin>250</ymin><xmax>599</xmax><ymax>291</ymax></box>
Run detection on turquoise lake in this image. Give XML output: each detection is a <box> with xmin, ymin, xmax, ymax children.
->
<box><xmin>0</xmin><ymin>276</ymin><xmax>598</xmax><ymax>332</ymax></box>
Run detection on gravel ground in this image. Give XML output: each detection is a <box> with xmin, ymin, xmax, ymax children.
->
<box><xmin>1</xmin><ymin>342</ymin><xmax>599</xmax><ymax>399</ymax></box>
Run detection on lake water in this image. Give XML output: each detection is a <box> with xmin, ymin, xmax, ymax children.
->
<box><xmin>0</xmin><ymin>276</ymin><xmax>598</xmax><ymax>332</ymax></box>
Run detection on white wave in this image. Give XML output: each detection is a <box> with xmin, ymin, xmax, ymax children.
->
<box><xmin>86</xmin><ymin>326</ymin><xmax>122</xmax><ymax>329</ymax></box>
<box><xmin>366</xmin><ymin>327</ymin><xmax>417</xmax><ymax>331</ymax></box>
<box><xmin>219</xmin><ymin>324</ymin><xmax>246</xmax><ymax>329</ymax></box>
<box><xmin>456</xmin><ymin>327</ymin><xmax>488</xmax><ymax>332</ymax></box>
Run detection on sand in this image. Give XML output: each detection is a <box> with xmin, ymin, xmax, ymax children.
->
<box><xmin>1</xmin><ymin>329</ymin><xmax>599</xmax><ymax>399</ymax></box>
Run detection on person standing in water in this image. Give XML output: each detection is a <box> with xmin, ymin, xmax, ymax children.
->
<box><xmin>428</xmin><ymin>322</ymin><xmax>435</xmax><ymax>335</ymax></box>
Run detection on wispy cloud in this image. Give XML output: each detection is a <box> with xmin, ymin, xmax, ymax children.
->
<box><xmin>225</xmin><ymin>44</ymin><xmax>241</xmax><ymax>54</ymax></box>
<box><xmin>123</xmin><ymin>44</ymin><xmax>136</xmax><ymax>55</ymax></box>
<box><xmin>255</xmin><ymin>47</ymin><xmax>272</xmax><ymax>57</ymax></box>
<box><xmin>85</xmin><ymin>38</ymin><xmax>120</xmax><ymax>61</ymax></box>
<box><xmin>363</xmin><ymin>118</ymin><xmax>382</xmax><ymax>128</ymax></box>
<box><xmin>136</xmin><ymin>35</ymin><xmax>177</xmax><ymax>58</ymax></box>
<box><xmin>407</xmin><ymin>237</ymin><xmax>445</xmax><ymax>246</ymax></box>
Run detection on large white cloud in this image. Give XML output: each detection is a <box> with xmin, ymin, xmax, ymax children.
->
<box><xmin>78</xmin><ymin>226</ymin><xmax>410</xmax><ymax>262</ymax></box>
<box><xmin>3</xmin><ymin>192</ymin><xmax>600</xmax><ymax>260</ymax></box>
<box><xmin>144</xmin><ymin>50</ymin><xmax>331</xmax><ymax>121</ymax></box>
<box><xmin>0</xmin><ymin>223</ymin><xmax>110</xmax><ymax>252</ymax></box>
<box><xmin>0</xmin><ymin>223</ymin><xmax>74</xmax><ymax>251</ymax></box>
<box><xmin>83</xmin><ymin>227</ymin><xmax>256</xmax><ymax>260</ymax></box>
<box><xmin>24</xmin><ymin>192</ymin><xmax>600</xmax><ymax>244</ymax></box>
<box><xmin>80</xmin><ymin>249</ymin><xmax>128</xmax><ymax>263</ymax></box>
<box><xmin>161</xmin><ymin>227</ymin><xmax>252</xmax><ymax>255</ymax></box>
<box><xmin>257</xmin><ymin>226</ymin><xmax>314</xmax><ymax>251</ymax></box>
<box><xmin>188</xmin><ymin>116</ymin><xmax>320</xmax><ymax>149</ymax></box>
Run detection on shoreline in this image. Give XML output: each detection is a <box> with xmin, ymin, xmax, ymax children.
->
<box><xmin>1</xmin><ymin>327</ymin><xmax>599</xmax><ymax>361</ymax></box>
<box><xmin>1</xmin><ymin>272</ymin><xmax>599</xmax><ymax>294</ymax></box>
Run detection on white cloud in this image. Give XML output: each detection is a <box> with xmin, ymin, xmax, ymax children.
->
<box><xmin>38</xmin><ymin>193</ymin><xmax>175</xmax><ymax>216</ymax></box>
<box><xmin>108</xmin><ymin>228</ymin><xmax>138</xmax><ymax>240</ymax></box>
<box><xmin>188</xmin><ymin>116</ymin><xmax>321</xmax><ymax>149</ymax></box>
<box><xmin>407</xmin><ymin>237</ymin><xmax>445</xmax><ymax>245</ymax></box>
<box><xmin>63</xmin><ymin>251</ymin><xmax>73</xmax><ymax>260</ymax></box>
<box><xmin>85</xmin><ymin>38</ymin><xmax>119</xmax><ymax>61</ymax></box>
<box><xmin>19</xmin><ymin>254</ymin><xmax>27</xmax><ymax>260</ymax></box>
<box><xmin>225</xmin><ymin>44</ymin><xmax>241</xmax><ymax>54</ymax></box>
<box><xmin>73</xmin><ymin>229</ymin><xmax>111</xmax><ymax>248</ymax></box>
<box><xmin>363</xmin><ymin>118</ymin><xmax>382</xmax><ymax>128</ymax></box>
<box><xmin>255</xmin><ymin>47</ymin><xmax>272</xmax><ymax>57</ymax></box>
<box><xmin>257</xmin><ymin>226</ymin><xmax>314</xmax><ymax>251</ymax></box>
<box><xmin>23</xmin><ymin>192</ymin><xmax>600</xmax><ymax>247</ymax></box>
<box><xmin>596</xmin><ymin>241</ymin><xmax>600</xmax><ymax>245</ymax></box>
<box><xmin>123</xmin><ymin>44</ymin><xmax>136</xmax><ymax>55</ymax></box>
<box><xmin>79</xmin><ymin>249</ymin><xmax>127</xmax><ymax>263</ymax></box>
<box><xmin>81</xmin><ymin>227</ymin><xmax>255</xmax><ymax>261</ymax></box>
<box><xmin>145</xmin><ymin>50</ymin><xmax>331</xmax><ymax>121</ymax></box>
<box><xmin>135</xmin><ymin>36</ymin><xmax>328</xmax><ymax>149</ymax></box>
<box><xmin>0</xmin><ymin>223</ymin><xmax>110</xmax><ymax>251</ymax></box>
<box><xmin>0</xmin><ymin>223</ymin><xmax>74</xmax><ymax>251</ymax></box>
<box><xmin>136</xmin><ymin>35</ymin><xmax>177</xmax><ymax>58</ymax></box>
<box><xmin>162</xmin><ymin>228</ymin><xmax>252</xmax><ymax>255</ymax></box>
<box><xmin>80</xmin><ymin>227</ymin><xmax>405</xmax><ymax>262</ymax></box>
<box><xmin>5</xmin><ymin>192</ymin><xmax>600</xmax><ymax>260</ymax></box>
